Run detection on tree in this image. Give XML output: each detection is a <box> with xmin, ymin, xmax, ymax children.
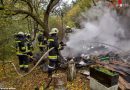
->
<box><xmin>1</xmin><ymin>0</ymin><xmax>60</xmax><ymax>36</ymax></box>
<box><xmin>0</xmin><ymin>0</ymin><xmax>4</xmax><ymax>9</ymax></box>
<box><xmin>64</xmin><ymin>0</ymin><xmax>92</xmax><ymax>27</ymax></box>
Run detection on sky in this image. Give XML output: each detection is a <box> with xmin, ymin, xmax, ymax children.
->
<box><xmin>62</xmin><ymin>0</ymin><xmax>74</xmax><ymax>4</ymax></box>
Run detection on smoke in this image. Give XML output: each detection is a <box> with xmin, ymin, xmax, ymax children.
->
<box><xmin>61</xmin><ymin>1</ymin><xmax>130</xmax><ymax>57</ymax></box>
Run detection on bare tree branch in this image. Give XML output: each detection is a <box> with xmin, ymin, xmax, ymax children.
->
<box><xmin>0</xmin><ymin>0</ymin><xmax>4</xmax><ymax>10</ymax></box>
<box><xmin>0</xmin><ymin>0</ymin><xmax>3</xmax><ymax>5</ymax></box>
<box><xmin>11</xmin><ymin>0</ymin><xmax>18</xmax><ymax>5</ymax></box>
<box><xmin>21</xmin><ymin>0</ymin><xmax>33</xmax><ymax>12</ymax></box>
<box><xmin>1</xmin><ymin>0</ymin><xmax>60</xmax><ymax>36</ymax></box>
<box><xmin>33</xmin><ymin>0</ymin><xmax>40</xmax><ymax>17</ymax></box>
<box><xmin>92</xmin><ymin>0</ymin><xmax>96</xmax><ymax>6</ymax></box>
<box><xmin>13</xmin><ymin>9</ymin><xmax>45</xmax><ymax>29</ymax></box>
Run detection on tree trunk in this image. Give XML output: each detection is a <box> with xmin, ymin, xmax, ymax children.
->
<box><xmin>44</xmin><ymin>11</ymin><xmax>50</xmax><ymax>37</ymax></box>
<box><xmin>43</xmin><ymin>0</ymin><xmax>60</xmax><ymax>37</ymax></box>
<box><xmin>92</xmin><ymin>0</ymin><xmax>96</xmax><ymax>6</ymax></box>
<box><xmin>67</xmin><ymin>59</ymin><xmax>76</xmax><ymax>81</ymax></box>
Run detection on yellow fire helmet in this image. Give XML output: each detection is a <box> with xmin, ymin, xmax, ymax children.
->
<box><xmin>66</xmin><ymin>26</ymin><xmax>71</xmax><ymax>29</ymax></box>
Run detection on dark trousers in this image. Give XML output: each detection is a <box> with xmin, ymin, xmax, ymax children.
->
<box><xmin>17</xmin><ymin>55</ymin><xmax>29</xmax><ymax>69</ymax></box>
<box><xmin>27</xmin><ymin>52</ymin><xmax>33</xmax><ymax>56</ymax></box>
<box><xmin>48</xmin><ymin>59</ymin><xmax>58</xmax><ymax>76</ymax></box>
<box><xmin>39</xmin><ymin>47</ymin><xmax>45</xmax><ymax>52</ymax></box>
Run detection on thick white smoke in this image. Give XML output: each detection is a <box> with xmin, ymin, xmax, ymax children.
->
<box><xmin>61</xmin><ymin>1</ymin><xmax>130</xmax><ymax>57</ymax></box>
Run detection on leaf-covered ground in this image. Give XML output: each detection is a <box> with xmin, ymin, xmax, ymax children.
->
<box><xmin>0</xmin><ymin>57</ymin><xmax>90</xmax><ymax>90</ymax></box>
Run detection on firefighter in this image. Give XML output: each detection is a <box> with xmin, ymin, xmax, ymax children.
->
<box><xmin>65</xmin><ymin>26</ymin><xmax>72</xmax><ymax>33</ymax></box>
<box><xmin>15</xmin><ymin>32</ymin><xmax>29</xmax><ymax>72</ymax></box>
<box><xmin>26</xmin><ymin>33</ymin><xmax>33</xmax><ymax>62</ymax></box>
<box><xmin>47</xmin><ymin>28</ymin><xmax>64</xmax><ymax>77</ymax></box>
<box><xmin>65</xmin><ymin>26</ymin><xmax>73</xmax><ymax>41</ymax></box>
<box><xmin>37</xmin><ymin>30</ymin><xmax>47</xmax><ymax>52</ymax></box>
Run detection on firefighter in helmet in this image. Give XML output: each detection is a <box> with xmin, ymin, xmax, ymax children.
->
<box><xmin>37</xmin><ymin>30</ymin><xmax>47</xmax><ymax>52</ymax></box>
<box><xmin>26</xmin><ymin>33</ymin><xmax>33</xmax><ymax>62</ymax></box>
<box><xmin>15</xmin><ymin>32</ymin><xmax>29</xmax><ymax>72</ymax></box>
<box><xmin>47</xmin><ymin>28</ymin><xmax>64</xmax><ymax>77</ymax></box>
<box><xmin>65</xmin><ymin>26</ymin><xmax>72</xmax><ymax>33</ymax></box>
<box><xmin>65</xmin><ymin>26</ymin><xmax>73</xmax><ymax>41</ymax></box>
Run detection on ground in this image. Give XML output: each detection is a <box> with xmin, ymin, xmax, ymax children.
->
<box><xmin>0</xmin><ymin>57</ymin><xmax>90</xmax><ymax>90</ymax></box>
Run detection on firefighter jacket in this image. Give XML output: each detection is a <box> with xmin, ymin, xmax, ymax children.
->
<box><xmin>15</xmin><ymin>37</ymin><xmax>28</xmax><ymax>55</ymax></box>
<box><xmin>48</xmin><ymin>34</ymin><xmax>60</xmax><ymax>60</ymax></box>
<box><xmin>37</xmin><ymin>33</ymin><xmax>47</xmax><ymax>47</ymax></box>
<box><xmin>26</xmin><ymin>39</ymin><xmax>33</xmax><ymax>52</ymax></box>
<box><xmin>65</xmin><ymin>28</ymin><xmax>72</xmax><ymax>33</ymax></box>
<box><xmin>26</xmin><ymin>39</ymin><xmax>33</xmax><ymax>57</ymax></box>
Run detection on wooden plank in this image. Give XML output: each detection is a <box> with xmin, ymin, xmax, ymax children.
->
<box><xmin>119</xmin><ymin>76</ymin><xmax>130</xmax><ymax>90</ymax></box>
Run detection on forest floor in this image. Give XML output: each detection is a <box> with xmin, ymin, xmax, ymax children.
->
<box><xmin>0</xmin><ymin>56</ymin><xmax>90</xmax><ymax>90</ymax></box>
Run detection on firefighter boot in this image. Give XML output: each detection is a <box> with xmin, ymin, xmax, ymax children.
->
<box><xmin>24</xmin><ymin>68</ymin><xmax>29</xmax><ymax>72</ymax></box>
<box><xmin>20</xmin><ymin>64</ymin><xmax>24</xmax><ymax>71</ymax></box>
<box><xmin>48</xmin><ymin>70</ymin><xmax>52</xmax><ymax>78</ymax></box>
<box><xmin>20</xmin><ymin>67</ymin><xmax>24</xmax><ymax>71</ymax></box>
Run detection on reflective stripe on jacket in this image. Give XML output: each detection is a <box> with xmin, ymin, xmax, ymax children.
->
<box><xmin>15</xmin><ymin>40</ymin><xmax>28</xmax><ymax>55</ymax></box>
<box><xmin>48</xmin><ymin>55</ymin><xmax>58</xmax><ymax>59</ymax></box>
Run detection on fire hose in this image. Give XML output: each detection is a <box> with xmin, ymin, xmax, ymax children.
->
<box><xmin>3</xmin><ymin>41</ymin><xmax>127</xmax><ymax>77</ymax></box>
<box><xmin>20</xmin><ymin>47</ymin><xmax>54</xmax><ymax>77</ymax></box>
<box><xmin>0</xmin><ymin>47</ymin><xmax>54</xmax><ymax>78</ymax></box>
<box><xmin>0</xmin><ymin>61</ymin><xmax>22</xmax><ymax>76</ymax></box>
<box><xmin>11</xmin><ymin>62</ymin><xmax>23</xmax><ymax>76</ymax></box>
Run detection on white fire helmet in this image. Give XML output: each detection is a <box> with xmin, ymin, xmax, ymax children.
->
<box><xmin>49</xmin><ymin>28</ymin><xmax>59</xmax><ymax>34</ymax></box>
<box><xmin>18</xmin><ymin>32</ymin><xmax>24</xmax><ymax>35</ymax></box>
